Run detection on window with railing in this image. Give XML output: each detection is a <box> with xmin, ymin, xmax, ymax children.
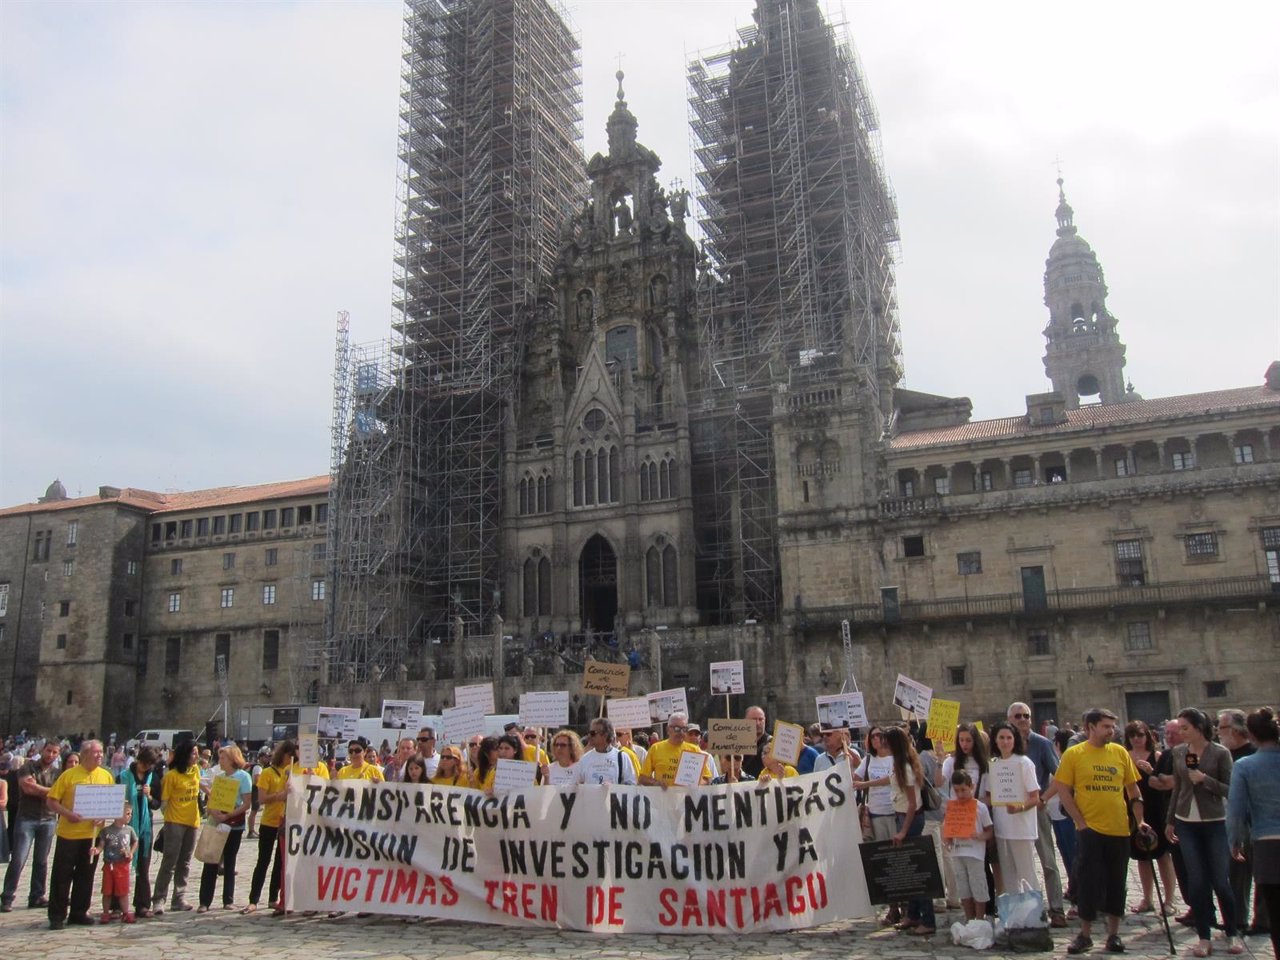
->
<box><xmin>1114</xmin><ymin>539</ymin><xmax>1145</xmax><ymax>585</ymax></box>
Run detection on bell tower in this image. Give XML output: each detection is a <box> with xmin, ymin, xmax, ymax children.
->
<box><xmin>1042</xmin><ymin>177</ymin><xmax>1131</xmax><ymax>408</ymax></box>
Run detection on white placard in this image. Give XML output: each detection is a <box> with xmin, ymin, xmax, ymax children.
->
<box><xmin>454</xmin><ymin>683</ymin><xmax>496</xmax><ymax>713</ymax></box>
<box><xmin>493</xmin><ymin>758</ymin><xmax>538</xmax><ymax>794</ymax></box>
<box><xmin>442</xmin><ymin>703</ymin><xmax>487</xmax><ymax>746</ymax></box>
<box><xmin>317</xmin><ymin>707</ymin><xmax>360</xmax><ymax>741</ymax></box>
<box><xmin>607</xmin><ymin>696</ymin><xmax>654</xmax><ymax>731</ymax></box>
<box><xmin>297</xmin><ymin>734</ymin><xmax>319</xmax><ymax>769</ymax></box>
<box><xmin>546</xmin><ymin>763</ymin><xmax>578</xmax><ymax>787</ymax></box>
<box><xmin>380</xmin><ymin>699</ymin><xmax>424</xmax><ymax>731</ymax></box>
<box><xmin>647</xmin><ymin>688</ymin><xmax>689</xmax><ymax>724</ymax></box>
<box><xmin>816</xmin><ymin>692</ymin><xmax>869</xmax><ymax>731</ymax></box>
<box><xmin>709</xmin><ymin>660</ymin><xmax>745</xmax><ymax>696</ymax></box>
<box><xmin>673</xmin><ymin>751</ymin><xmax>707</xmax><ymax>787</ymax></box>
<box><xmin>518</xmin><ymin>690</ymin><xmax>570</xmax><ymax>728</ymax></box>
<box><xmin>892</xmin><ymin>674</ymin><xmax>933</xmax><ymax>716</ymax></box>
<box><xmin>769</xmin><ymin>721</ymin><xmax>806</xmax><ymax>767</ymax></box>
<box><xmin>989</xmin><ymin>758</ymin><xmax>1028</xmax><ymax>806</ymax></box>
<box><xmin>72</xmin><ymin>783</ymin><xmax>127</xmax><ymax>820</ymax></box>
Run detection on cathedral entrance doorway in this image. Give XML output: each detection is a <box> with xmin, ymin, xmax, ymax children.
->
<box><xmin>579</xmin><ymin>534</ymin><xmax>618</xmax><ymax>632</ymax></box>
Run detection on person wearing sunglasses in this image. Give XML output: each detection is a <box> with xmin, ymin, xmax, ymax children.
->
<box><xmin>546</xmin><ymin>730</ymin><xmax>583</xmax><ymax>787</ymax></box>
<box><xmin>415</xmin><ymin>727</ymin><xmax>441</xmax><ymax>779</ymax></box>
<box><xmin>576</xmin><ymin>719</ymin><xmax>637</xmax><ymax>786</ymax></box>
<box><xmin>429</xmin><ymin>747</ymin><xmax>467</xmax><ymax>788</ymax></box>
<box><xmin>336</xmin><ymin>740</ymin><xmax>384</xmax><ymax>782</ymax></box>
<box><xmin>638</xmin><ymin>713</ymin><xmax>708</xmax><ymax>788</ymax></box>
<box><xmin>520</xmin><ymin>728</ymin><xmax>550</xmax><ymax>769</ymax></box>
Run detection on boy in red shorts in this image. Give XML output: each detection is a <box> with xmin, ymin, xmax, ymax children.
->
<box><xmin>95</xmin><ymin>804</ymin><xmax>138</xmax><ymax>923</ymax></box>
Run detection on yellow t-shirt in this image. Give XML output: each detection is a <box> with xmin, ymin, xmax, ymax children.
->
<box><xmin>1054</xmin><ymin>741</ymin><xmax>1138</xmax><ymax>837</ymax></box>
<box><xmin>757</xmin><ymin>763</ymin><xmax>799</xmax><ymax>783</ymax></box>
<box><xmin>337</xmin><ymin>763</ymin><xmax>384</xmax><ymax>782</ymax></box>
<box><xmin>289</xmin><ymin>762</ymin><xmax>330</xmax><ymax>779</ymax></box>
<box><xmin>639</xmin><ymin>739</ymin><xmax>708</xmax><ymax>786</ymax></box>
<box><xmin>429</xmin><ymin>771</ymin><xmax>469</xmax><ymax>788</ymax></box>
<box><xmin>257</xmin><ymin>765</ymin><xmax>289</xmax><ymax>829</ymax></box>
<box><xmin>48</xmin><ymin>765</ymin><xmax>116</xmax><ymax>840</ymax></box>
<box><xmin>620</xmin><ymin>746</ymin><xmax>641</xmax><ymax>775</ymax></box>
<box><xmin>162</xmin><ymin>766</ymin><xmax>203</xmax><ymax>828</ymax></box>
<box><xmin>471</xmin><ymin>768</ymin><xmax>496</xmax><ymax>792</ymax></box>
<box><xmin>521</xmin><ymin>743</ymin><xmax>550</xmax><ymax>767</ymax></box>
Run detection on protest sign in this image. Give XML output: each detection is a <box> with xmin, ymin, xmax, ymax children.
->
<box><xmin>443</xmin><ymin>703</ymin><xmax>487</xmax><ymax>746</ymax></box>
<box><xmin>859</xmin><ymin>837</ymin><xmax>944</xmax><ymax>905</ymax></box>
<box><xmin>988</xmin><ymin>758</ymin><xmax>1027</xmax><ymax>806</ymax></box>
<box><xmin>518</xmin><ymin>691</ymin><xmax>570</xmax><ymax>728</ymax></box>
<box><xmin>705</xmin><ymin>719</ymin><xmax>757</xmax><ymax>753</ymax></box>
<box><xmin>317</xmin><ymin>707</ymin><xmax>360</xmax><ymax>741</ymax></box>
<box><xmin>892</xmin><ymin>675</ymin><xmax>932</xmax><ymax>716</ymax></box>
<box><xmin>709</xmin><ymin>661</ymin><xmax>745</xmax><ymax>696</ymax></box>
<box><xmin>72</xmin><ymin>784</ymin><xmax>127</xmax><ymax>820</ymax></box>
<box><xmin>298</xmin><ymin>734</ymin><xmax>320</xmax><ymax>770</ymax></box>
<box><xmin>582</xmin><ymin>660</ymin><xmax>630</xmax><ymax>698</ymax></box>
<box><xmin>382</xmin><ymin>699</ymin><xmax>424</xmax><ymax>731</ymax></box>
<box><xmin>673</xmin><ymin>751</ymin><xmax>708</xmax><ymax>787</ymax></box>
<box><xmin>769</xmin><ymin>721</ymin><xmax>805</xmax><ymax>767</ymax></box>
<box><xmin>606</xmin><ymin>696</ymin><xmax>653</xmax><ymax>731</ymax></box>
<box><xmin>208</xmin><ymin>776</ymin><xmax>242</xmax><ymax>813</ymax></box>
<box><xmin>647</xmin><ymin>689</ymin><xmax>689</xmax><ymax>724</ymax></box>
<box><xmin>493</xmin><ymin>759</ymin><xmax>538</xmax><ymax>795</ymax></box>
<box><xmin>815</xmin><ymin>692</ymin><xmax>867</xmax><ymax>731</ymax></box>
<box><xmin>285</xmin><ymin>766</ymin><xmax>873</xmax><ymax>931</ymax></box>
<box><xmin>942</xmin><ymin>798</ymin><xmax>980</xmax><ymax>840</ymax></box>
<box><xmin>455</xmin><ymin>683</ymin><xmax>496</xmax><ymax>713</ymax></box>
<box><xmin>926</xmin><ymin>699</ymin><xmax>960</xmax><ymax>750</ymax></box>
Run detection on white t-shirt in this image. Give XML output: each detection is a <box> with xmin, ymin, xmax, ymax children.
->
<box><xmin>576</xmin><ymin>748</ymin><xmax>637</xmax><ymax>785</ymax></box>
<box><xmin>889</xmin><ymin>764</ymin><xmax>917</xmax><ymax>815</ymax></box>
<box><xmin>949</xmin><ymin>802</ymin><xmax>994</xmax><ymax>861</ymax></box>
<box><xmin>857</xmin><ymin>754</ymin><xmax>896</xmax><ymax>815</ymax></box>
<box><xmin>984</xmin><ymin>754</ymin><xmax>1040</xmax><ymax>840</ymax></box>
<box><xmin>546</xmin><ymin>762</ymin><xmax>578</xmax><ymax>787</ymax></box>
<box><xmin>420</xmin><ymin>753</ymin><xmax>440</xmax><ymax>778</ymax></box>
<box><xmin>940</xmin><ymin>755</ymin><xmax>982</xmax><ymax>800</ymax></box>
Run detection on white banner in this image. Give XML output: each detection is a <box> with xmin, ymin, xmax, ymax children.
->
<box><xmin>518</xmin><ymin>691</ymin><xmax>570</xmax><ymax>728</ymax></box>
<box><xmin>284</xmin><ymin>766</ymin><xmax>872</xmax><ymax>932</ymax></box>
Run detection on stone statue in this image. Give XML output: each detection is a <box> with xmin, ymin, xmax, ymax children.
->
<box><xmin>669</xmin><ymin>188</ymin><xmax>689</xmax><ymax>223</ymax></box>
<box><xmin>576</xmin><ymin>289</ymin><xmax>594</xmax><ymax>324</ymax></box>
<box><xmin>649</xmin><ymin>274</ymin><xmax>669</xmax><ymax>310</ymax></box>
<box><xmin>614</xmin><ymin>197</ymin><xmax>632</xmax><ymax>236</ymax></box>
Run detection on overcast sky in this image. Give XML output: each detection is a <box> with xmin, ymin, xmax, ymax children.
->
<box><xmin>2</xmin><ymin>0</ymin><xmax>1276</xmax><ymax>506</ymax></box>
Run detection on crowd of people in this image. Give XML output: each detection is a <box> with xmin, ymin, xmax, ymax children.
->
<box><xmin>1</xmin><ymin>702</ymin><xmax>1276</xmax><ymax>956</ymax></box>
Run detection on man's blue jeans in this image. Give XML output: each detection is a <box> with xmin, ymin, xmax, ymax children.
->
<box><xmin>2</xmin><ymin>817</ymin><xmax>56</xmax><ymax>906</ymax></box>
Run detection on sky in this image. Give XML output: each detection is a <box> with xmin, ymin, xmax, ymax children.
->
<box><xmin>1</xmin><ymin>0</ymin><xmax>1276</xmax><ymax>506</ymax></box>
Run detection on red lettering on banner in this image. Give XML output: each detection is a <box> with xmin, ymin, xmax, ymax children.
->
<box><xmin>441</xmin><ymin>875</ymin><xmax>459</xmax><ymax>907</ymax></box>
<box><xmin>390</xmin><ymin>869</ymin><xmax>417</xmax><ymax>903</ymax></box>
<box><xmin>810</xmin><ymin>871</ymin><xmax>828</xmax><ymax>908</ymax></box>
<box><xmin>761</xmin><ymin>883</ymin><xmax>784</xmax><ymax>920</ymax></box>
<box><xmin>705</xmin><ymin>889</ymin><xmax>726</xmax><ymax>927</ymax></box>
<box><xmin>317</xmin><ymin>866</ymin><xmax>338</xmax><ymax>900</ymax></box>
<box><xmin>365</xmin><ymin>867</ymin><xmax>384</xmax><ymax>900</ymax></box>
<box><xmin>488</xmin><ymin>880</ymin><xmax>557</xmax><ymax>921</ymax></box>
<box><xmin>584</xmin><ymin>885</ymin><xmax>620</xmax><ymax>926</ymax></box>
<box><xmin>728</xmin><ymin>887</ymin><xmax>749</xmax><ymax>926</ymax></box>
<box><xmin>341</xmin><ymin>867</ymin><xmax>361</xmax><ymax>901</ymax></box>
<box><xmin>657</xmin><ymin>888</ymin><xmax>678</xmax><ymax>927</ymax></box>
<box><xmin>786</xmin><ymin>876</ymin><xmax>805</xmax><ymax>914</ymax></box>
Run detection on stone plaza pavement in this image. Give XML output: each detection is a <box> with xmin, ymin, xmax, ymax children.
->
<box><xmin>0</xmin><ymin>837</ymin><xmax>1271</xmax><ymax>960</ymax></box>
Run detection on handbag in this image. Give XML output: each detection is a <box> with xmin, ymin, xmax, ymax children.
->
<box><xmin>194</xmin><ymin>821</ymin><xmax>229</xmax><ymax>865</ymax></box>
<box><xmin>997</xmin><ymin>881</ymin><xmax>1047</xmax><ymax>930</ymax></box>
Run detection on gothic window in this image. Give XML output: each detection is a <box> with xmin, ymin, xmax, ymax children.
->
<box><xmin>583</xmin><ymin>408</ymin><xmax>606</xmax><ymax>433</ymax></box>
<box><xmin>523</xmin><ymin>553</ymin><xmax>552</xmax><ymax>617</ymax></box>
<box><xmin>640</xmin><ymin>459</ymin><xmax>651</xmax><ymax>501</ymax></box>
<box><xmin>536</xmin><ymin>475</ymin><xmax>547</xmax><ymax>513</ymax></box>
<box><xmin>538</xmin><ymin>556</ymin><xmax>551</xmax><ymax>614</ymax></box>
<box><xmin>573</xmin><ymin>452</ymin><xmax>584</xmax><ymax>506</ymax></box>
<box><xmin>584</xmin><ymin>450</ymin><xmax>596</xmax><ymax>505</ymax></box>
<box><xmin>662</xmin><ymin>544</ymin><xmax>678</xmax><ymax>606</ymax></box>
<box><xmin>608</xmin><ymin>447</ymin><xmax>620</xmax><ymax>503</ymax></box>
<box><xmin>644</xmin><ymin>542</ymin><xmax>680</xmax><ymax>607</ymax></box>
<box><xmin>645</xmin><ymin>548</ymin><xmax>661</xmax><ymax>607</ymax></box>
<box><xmin>519</xmin><ymin>476</ymin><xmax>529</xmax><ymax>516</ymax></box>
<box><xmin>659</xmin><ymin>458</ymin><xmax>670</xmax><ymax>499</ymax></box>
<box><xmin>523</xmin><ymin>561</ymin><xmax>537</xmax><ymax>616</ymax></box>
<box><xmin>596</xmin><ymin>449</ymin><xmax>609</xmax><ymax>503</ymax></box>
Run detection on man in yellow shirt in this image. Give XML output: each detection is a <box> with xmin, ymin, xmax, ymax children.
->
<box><xmin>1055</xmin><ymin>707</ymin><xmax>1147</xmax><ymax>955</ymax></box>
<box><xmin>520</xmin><ymin>727</ymin><xmax>551</xmax><ymax>768</ymax></box>
<box><xmin>45</xmin><ymin>739</ymin><xmax>115</xmax><ymax>928</ymax></box>
<box><xmin>638</xmin><ymin>713</ymin><xmax>709</xmax><ymax>788</ymax></box>
<box><xmin>336</xmin><ymin>741</ymin><xmax>384</xmax><ymax>781</ymax></box>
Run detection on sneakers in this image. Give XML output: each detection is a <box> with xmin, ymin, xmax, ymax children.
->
<box><xmin>152</xmin><ymin>904</ymin><xmax>165</xmax><ymax>917</ymax></box>
<box><xmin>1105</xmin><ymin>934</ymin><xmax>1125</xmax><ymax>953</ymax></box>
<box><xmin>1066</xmin><ymin>934</ymin><xmax>1094</xmax><ymax>955</ymax></box>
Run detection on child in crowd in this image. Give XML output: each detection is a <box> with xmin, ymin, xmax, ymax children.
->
<box><xmin>96</xmin><ymin>803</ymin><xmax>139</xmax><ymax>923</ymax></box>
<box><xmin>943</xmin><ymin>772</ymin><xmax>994</xmax><ymax>922</ymax></box>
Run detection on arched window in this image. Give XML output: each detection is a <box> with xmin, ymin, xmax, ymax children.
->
<box><xmin>584</xmin><ymin>451</ymin><xmax>596</xmax><ymax>505</ymax></box>
<box><xmin>645</xmin><ymin>547</ymin><xmax>661</xmax><ymax>606</ymax></box>
<box><xmin>573</xmin><ymin>452</ymin><xmax>583</xmax><ymax>506</ymax></box>
<box><xmin>662</xmin><ymin>544</ymin><xmax>678</xmax><ymax>606</ymax></box>
<box><xmin>535</xmin><ymin>475</ymin><xmax>546</xmax><ymax>513</ymax></box>
<box><xmin>538</xmin><ymin>556</ymin><xmax>551</xmax><ymax>614</ymax></box>
<box><xmin>523</xmin><ymin>559</ymin><xmax>537</xmax><ymax>616</ymax></box>
<box><xmin>640</xmin><ymin>459</ymin><xmax>651</xmax><ymax>501</ymax></box>
<box><xmin>596</xmin><ymin>449</ymin><xmax>608</xmax><ymax>504</ymax></box>
<box><xmin>659</xmin><ymin>459</ymin><xmax>670</xmax><ymax>499</ymax></box>
<box><xmin>609</xmin><ymin>446</ymin><xmax>620</xmax><ymax>503</ymax></box>
<box><xmin>524</xmin><ymin>553</ymin><xmax>552</xmax><ymax>615</ymax></box>
<box><xmin>518</xmin><ymin>477</ymin><xmax>529</xmax><ymax>516</ymax></box>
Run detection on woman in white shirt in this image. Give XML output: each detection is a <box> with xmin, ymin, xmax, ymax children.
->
<box><xmin>983</xmin><ymin>721</ymin><xmax>1041</xmax><ymax>894</ymax></box>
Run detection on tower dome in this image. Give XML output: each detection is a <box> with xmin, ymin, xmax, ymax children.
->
<box><xmin>39</xmin><ymin>478</ymin><xmax>68</xmax><ymax>503</ymax></box>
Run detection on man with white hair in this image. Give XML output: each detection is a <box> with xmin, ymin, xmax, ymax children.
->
<box><xmin>638</xmin><ymin>712</ymin><xmax>708</xmax><ymax>788</ymax></box>
<box><xmin>1008</xmin><ymin>701</ymin><xmax>1067</xmax><ymax>927</ymax></box>
<box><xmin>45</xmin><ymin>739</ymin><xmax>114</xmax><ymax>928</ymax></box>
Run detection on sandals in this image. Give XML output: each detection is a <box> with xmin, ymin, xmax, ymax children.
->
<box><xmin>241</xmin><ymin>904</ymin><xmax>258</xmax><ymax>915</ymax></box>
<box><xmin>1225</xmin><ymin>940</ymin><xmax>1244</xmax><ymax>956</ymax></box>
<box><xmin>1189</xmin><ymin>943</ymin><xmax>1212</xmax><ymax>958</ymax></box>
<box><xmin>1130</xmin><ymin>901</ymin><xmax>1154</xmax><ymax>914</ymax></box>
<box><xmin>1067</xmin><ymin>934</ymin><xmax>1094</xmax><ymax>955</ymax></box>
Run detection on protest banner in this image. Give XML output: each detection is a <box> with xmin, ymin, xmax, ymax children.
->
<box><xmin>769</xmin><ymin>721</ymin><xmax>805</xmax><ymax>767</ymax></box>
<box><xmin>208</xmin><ymin>776</ymin><xmax>242</xmax><ymax>813</ymax></box>
<box><xmin>519</xmin><ymin>691</ymin><xmax>570</xmax><ymax>728</ymax></box>
<box><xmin>942</xmin><ymin>797</ymin><xmax>980</xmax><ymax>840</ymax></box>
<box><xmin>317</xmin><ymin>707</ymin><xmax>360</xmax><ymax>741</ymax></box>
<box><xmin>493</xmin><ymin>759</ymin><xmax>538</xmax><ymax>795</ymax></box>
<box><xmin>582</xmin><ymin>660</ymin><xmax>630</xmax><ymax>698</ymax></box>
<box><xmin>673</xmin><ymin>751</ymin><xmax>708</xmax><ymax>787</ymax></box>
<box><xmin>988</xmin><ymin>758</ymin><xmax>1027</xmax><ymax>806</ymax></box>
<box><xmin>285</xmin><ymin>766</ymin><xmax>873</xmax><ymax>932</ymax></box>
<box><xmin>647</xmin><ymin>689</ymin><xmax>689</xmax><ymax>724</ymax></box>
<box><xmin>606</xmin><ymin>696</ymin><xmax>653</xmax><ymax>731</ymax></box>
<box><xmin>298</xmin><ymin>734</ymin><xmax>320</xmax><ymax>770</ymax></box>
<box><xmin>709</xmin><ymin>661</ymin><xmax>745</xmax><ymax>696</ymax></box>
<box><xmin>926</xmin><ymin>699</ymin><xmax>960</xmax><ymax>750</ymax></box>
<box><xmin>72</xmin><ymin>784</ymin><xmax>127</xmax><ymax>820</ymax></box>
<box><xmin>382</xmin><ymin>699</ymin><xmax>424</xmax><ymax>731</ymax></box>
<box><xmin>443</xmin><ymin>703</ymin><xmax>487</xmax><ymax>746</ymax></box>
<box><xmin>892</xmin><ymin>674</ymin><xmax>932</xmax><ymax>716</ymax></box>
<box><xmin>455</xmin><ymin>683</ymin><xmax>496</xmax><ymax>713</ymax></box>
<box><xmin>705</xmin><ymin>719</ymin><xmax>757</xmax><ymax>753</ymax></box>
<box><xmin>815</xmin><ymin>692</ymin><xmax>867</xmax><ymax>731</ymax></box>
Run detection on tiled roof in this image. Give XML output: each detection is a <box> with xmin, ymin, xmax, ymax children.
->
<box><xmin>0</xmin><ymin>475</ymin><xmax>329</xmax><ymax>519</ymax></box>
<box><xmin>890</xmin><ymin>385</ymin><xmax>1280</xmax><ymax>452</ymax></box>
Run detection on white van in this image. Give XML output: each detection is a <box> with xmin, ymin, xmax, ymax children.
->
<box><xmin>125</xmin><ymin>729</ymin><xmax>197</xmax><ymax>753</ymax></box>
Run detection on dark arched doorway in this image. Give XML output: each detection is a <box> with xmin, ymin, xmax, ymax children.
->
<box><xmin>579</xmin><ymin>534</ymin><xmax>618</xmax><ymax>632</ymax></box>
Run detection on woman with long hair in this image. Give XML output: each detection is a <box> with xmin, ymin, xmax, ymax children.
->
<box><xmin>429</xmin><ymin>747</ymin><xmax>468</xmax><ymax>787</ymax></box>
<box><xmin>883</xmin><ymin>726</ymin><xmax>935</xmax><ymax>936</ymax></box>
<box><xmin>984</xmin><ymin>721</ymin><xmax>1041</xmax><ymax>894</ymax></box>
<box><xmin>1227</xmin><ymin>707</ymin><xmax>1280</xmax><ymax>958</ymax></box>
<box><xmin>853</xmin><ymin>725</ymin><xmax>900</xmax><ymax>925</ymax></box>
<box><xmin>197</xmin><ymin>745</ymin><xmax>252</xmax><ymax>912</ymax></box>
<box><xmin>546</xmin><ymin>729</ymin><xmax>583</xmax><ymax>787</ymax></box>
<box><xmin>152</xmin><ymin>739</ymin><xmax>201</xmax><ymax>914</ymax></box>
<box><xmin>471</xmin><ymin>736</ymin><xmax>500</xmax><ymax>794</ymax></box>
<box><xmin>1166</xmin><ymin>708</ymin><xmax>1241</xmax><ymax>957</ymax></box>
<box><xmin>942</xmin><ymin>724</ymin><xmax>990</xmax><ymax>795</ymax></box>
<box><xmin>1124</xmin><ymin>719</ymin><xmax>1176</xmax><ymax>915</ymax></box>
<box><xmin>403</xmin><ymin>756</ymin><xmax>429</xmax><ymax>785</ymax></box>
<box><xmin>242</xmin><ymin>740</ymin><xmax>295</xmax><ymax>915</ymax></box>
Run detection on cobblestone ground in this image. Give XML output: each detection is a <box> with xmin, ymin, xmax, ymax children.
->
<box><xmin>1</xmin><ymin>836</ymin><xmax>1271</xmax><ymax>959</ymax></box>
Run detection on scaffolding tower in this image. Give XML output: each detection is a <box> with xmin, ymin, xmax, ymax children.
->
<box><xmin>687</xmin><ymin>0</ymin><xmax>902</xmax><ymax>623</ymax></box>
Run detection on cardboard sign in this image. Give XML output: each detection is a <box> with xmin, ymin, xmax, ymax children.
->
<box><xmin>381</xmin><ymin>699</ymin><xmax>424</xmax><ymax>731</ymax></box>
<box><xmin>442</xmin><ymin>703</ymin><xmax>487</xmax><ymax>745</ymax></box>
<box><xmin>582</xmin><ymin>660</ymin><xmax>630</xmax><ymax>697</ymax></box>
<box><xmin>942</xmin><ymin>797</ymin><xmax>980</xmax><ymax>840</ymax></box>
<box><xmin>769</xmin><ymin>720</ymin><xmax>806</xmax><ymax>767</ymax></box>
<box><xmin>647</xmin><ymin>688</ymin><xmax>689</xmax><ymax>724</ymax></box>
<box><xmin>606</xmin><ymin>696</ymin><xmax>653</xmax><ymax>731</ymax></box>
<box><xmin>926</xmin><ymin>699</ymin><xmax>960</xmax><ymax>750</ymax></box>
<box><xmin>893</xmin><ymin>674</ymin><xmax>932</xmax><ymax>716</ymax></box>
<box><xmin>297</xmin><ymin>734</ymin><xmax>319</xmax><ymax>769</ymax></box>
<box><xmin>705</xmin><ymin>718</ymin><xmax>758</xmax><ymax>753</ymax></box>
<box><xmin>815</xmin><ymin>692</ymin><xmax>868</xmax><ymax>731</ymax></box>
<box><xmin>989</xmin><ymin>758</ymin><xmax>1027</xmax><ymax>806</ymax></box>
<box><xmin>317</xmin><ymin>707</ymin><xmax>360</xmax><ymax>741</ymax></box>
<box><xmin>709</xmin><ymin>660</ymin><xmax>745</xmax><ymax>696</ymax></box>
<box><xmin>493</xmin><ymin>758</ymin><xmax>538</xmax><ymax>795</ymax></box>
<box><xmin>207</xmin><ymin>775</ymin><xmax>242</xmax><ymax>813</ymax></box>
<box><xmin>673</xmin><ymin>751</ymin><xmax>707</xmax><ymax>787</ymax></box>
<box><xmin>72</xmin><ymin>784</ymin><xmax>127</xmax><ymax>820</ymax></box>
<box><xmin>454</xmin><ymin>683</ymin><xmax>496</xmax><ymax>713</ymax></box>
<box><xmin>518</xmin><ymin>690</ymin><xmax>570</xmax><ymax>728</ymax></box>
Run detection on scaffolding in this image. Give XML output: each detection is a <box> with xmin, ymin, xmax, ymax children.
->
<box><xmin>687</xmin><ymin>0</ymin><xmax>902</xmax><ymax>623</ymax></box>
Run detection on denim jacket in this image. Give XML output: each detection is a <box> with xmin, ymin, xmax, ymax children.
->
<box><xmin>1227</xmin><ymin>744</ymin><xmax>1280</xmax><ymax>847</ymax></box>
